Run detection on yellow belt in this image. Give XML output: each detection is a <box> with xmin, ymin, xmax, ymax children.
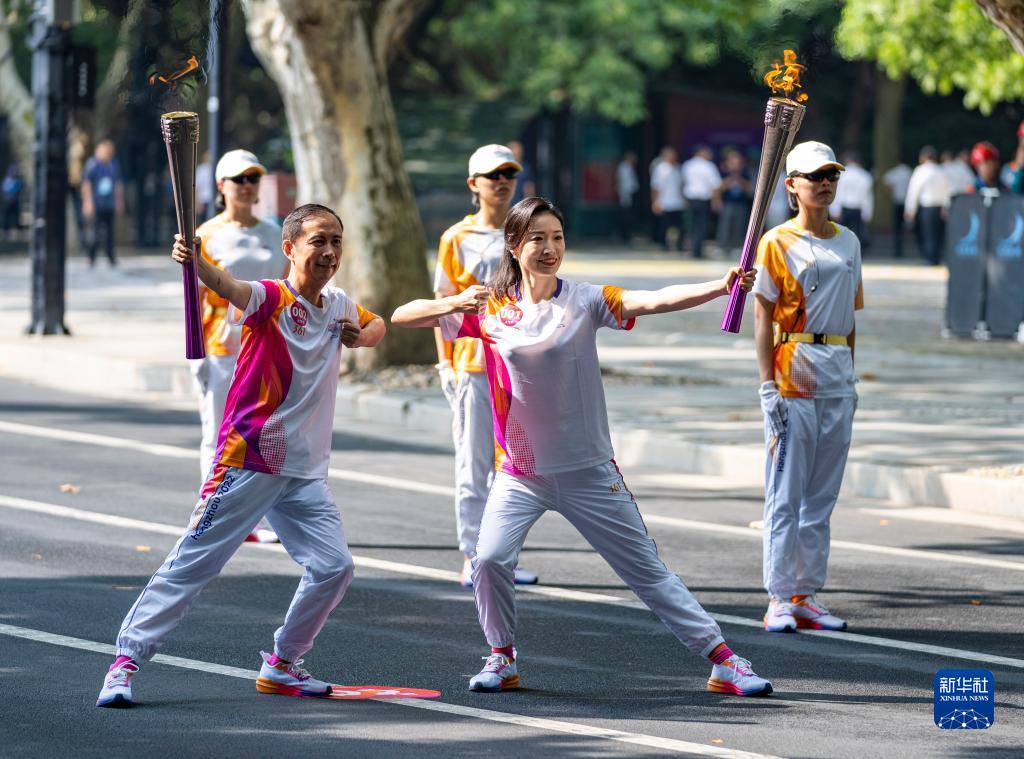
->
<box><xmin>778</xmin><ymin>331</ymin><xmax>848</xmax><ymax>346</ymax></box>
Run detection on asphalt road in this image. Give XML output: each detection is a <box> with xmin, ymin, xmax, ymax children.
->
<box><xmin>1</xmin><ymin>377</ymin><xmax>1021</xmax><ymax>758</ymax></box>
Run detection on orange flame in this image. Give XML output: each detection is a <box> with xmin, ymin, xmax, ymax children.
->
<box><xmin>763</xmin><ymin>49</ymin><xmax>809</xmax><ymax>103</ymax></box>
<box><xmin>149</xmin><ymin>55</ymin><xmax>200</xmax><ymax>87</ymax></box>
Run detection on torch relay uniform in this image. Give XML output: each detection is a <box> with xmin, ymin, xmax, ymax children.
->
<box><xmin>434</xmin><ymin>216</ymin><xmax>504</xmax><ymax>563</ymax></box>
<box><xmin>193</xmin><ymin>214</ymin><xmax>283</xmax><ymax>479</ymax></box>
<box><xmin>99</xmin><ymin>279</ymin><xmax>378</xmax><ymax>707</ymax></box>
<box><xmin>754</xmin><ymin>218</ymin><xmax>863</xmax><ymax>630</ymax></box>
<box><xmin>440</xmin><ymin>280</ymin><xmax>771</xmax><ymax>696</ymax></box>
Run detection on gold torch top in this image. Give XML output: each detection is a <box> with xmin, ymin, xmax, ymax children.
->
<box><xmin>762</xmin><ymin>50</ymin><xmax>808</xmax><ymax>131</ymax></box>
<box><xmin>160</xmin><ymin>111</ymin><xmax>199</xmax><ymax>145</ymax></box>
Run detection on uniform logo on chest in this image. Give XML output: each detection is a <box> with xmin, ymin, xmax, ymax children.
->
<box><xmin>499</xmin><ymin>303</ymin><xmax>523</xmax><ymax>327</ymax></box>
<box><xmin>289</xmin><ymin>302</ymin><xmax>308</xmax><ymax>336</ymax></box>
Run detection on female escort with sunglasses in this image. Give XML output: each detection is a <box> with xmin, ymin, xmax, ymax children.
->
<box><xmin>753</xmin><ymin>141</ymin><xmax>864</xmax><ymax>634</ymax></box>
<box><xmin>433</xmin><ymin>144</ymin><xmax>539</xmax><ymax>587</ymax></box>
<box><xmin>394</xmin><ymin>197</ymin><xmax>773</xmax><ymax>698</ymax></box>
<box><xmin>191</xmin><ymin>150</ymin><xmax>289</xmax><ymax>541</ymax></box>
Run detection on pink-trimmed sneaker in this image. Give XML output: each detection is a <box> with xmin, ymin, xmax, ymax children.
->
<box><xmin>255</xmin><ymin>651</ymin><xmax>331</xmax><ymax>697</ymax></box>
<box><xmin>468</xmin><ymin>652</ymin><xmax>519</xmax><ymax>692</ymax></box>
<box><xmin>96</xmin><ymin>660</ymin><xmax>139</xmax><ymax>708</ymax></box>
<box><xmin>707</xmin><ymin>655</ymin><xmax>773</xmax><ymax>696</ymax></box>
<box><xmin>792</xmin><ymin>595</ymin><xmax>847</xmax><ymax>631</ymax></box>
<box><xmin>764</xmin><ymin>597</ymin><xmax>797</xmax><ymax>633</ymax></box>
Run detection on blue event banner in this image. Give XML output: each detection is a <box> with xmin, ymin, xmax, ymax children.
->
<box><xmin>934</xmin><ymin>669</ymin><xmax>994</xmax><ymax>729</ymax></box>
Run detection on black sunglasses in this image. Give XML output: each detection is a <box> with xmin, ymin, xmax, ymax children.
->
<box><xmin>791</xmin><ymin>169</ymin><xmax>841</xmax><ymax>183</ymax></box>
<box><xmin>477</xmin><ymin>167</ymin><xmax>519</xmax><ymax>181</ymax></box>
<box><xmin>226</xmin><ymin>173</ymin><xmax>261</xmax><ymax>185</ymax></box>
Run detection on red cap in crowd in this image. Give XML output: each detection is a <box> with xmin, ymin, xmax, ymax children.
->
<box><xmin>970</xmin><ymin>141</ymin><xmax>999</xmax><ymax>167</ymax></box>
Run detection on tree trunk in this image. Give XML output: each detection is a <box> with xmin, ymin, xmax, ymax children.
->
<box><xmin>976</xmin><ymin>0</ymin><xmax>1024</xmax><ymax>54</ymax></box>
<box><xmin>839</xmin><ymin>61</ymin><xmax>875</xmax><ymax>154</ymax></box>
<box><xmin>0</xmin><ymin>7</ymin><xmax>34</xmax><ymax>181</ymax></box>
<box><xmin>871</xmin><ymin>70</ymin><xmax>906</xmax><ymax>234</ymax></box>
<box><xmin>241</xmin><ymin>0</ymin><xmax>433</xmax><ymax>369</ymax></box>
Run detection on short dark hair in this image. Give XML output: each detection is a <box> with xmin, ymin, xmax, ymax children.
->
<box><xmin>489</xmin><ymin>197</ymin><xmax>565</xmax><ymax>297</ymax></box>
<box><xmin>282</xmin><ymin>203</ymin><xmax>344</xmax><ymax>243</ymax></box>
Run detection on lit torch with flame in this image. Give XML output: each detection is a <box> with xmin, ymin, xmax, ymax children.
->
<box><xmin>720</xmin><ymin>50</ymin><xmax>808</xmax><ymax>334</ymax></box>
<box><xmin>154</xmin><ymin>55</ymin><xmax>204</xmax><ymax>359</ymax></box>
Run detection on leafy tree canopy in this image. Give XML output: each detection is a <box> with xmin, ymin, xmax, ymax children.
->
<box><xmin>837</xmin><ymin>0</ymin><xmax>1024</xmax><ymax>113</ymax></box>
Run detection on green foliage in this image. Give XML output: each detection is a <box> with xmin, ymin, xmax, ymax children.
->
<box><xmin>439</xmin><ymin>0</ymin><xmax>769</xmax><ymax>124</ymax></box>
<box><xmin>837</xmin><ymin>0</ymin><xmax>1024</xmax><ymax>113</ymax></box>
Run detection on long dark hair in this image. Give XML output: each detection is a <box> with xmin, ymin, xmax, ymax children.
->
<box><xmin>490</xmin><ymin>197</ymin><xmax>565</xmax><ymax>297</ymax></box>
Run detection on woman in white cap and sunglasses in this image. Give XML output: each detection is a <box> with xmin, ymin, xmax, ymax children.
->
<box><xmin>754</xmin><ymin>141</ymin><xmax>863</xmax><ymax>634</ymax></box>
<box><xmin>434</xmin><ymin>144</ymin><xmax>538</xmax><ymax>587</ymax></box>
<box><xmin>192</xmin><ymin>149</ymin><xmax>289</xmax><ymax>541</ymax></box>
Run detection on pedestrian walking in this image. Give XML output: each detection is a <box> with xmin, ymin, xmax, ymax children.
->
<box><xmin>191</xmin><ymin>150</ymin><xmax>289</xmax><ymax>548</ymax></box>
<box><xmin>882</xmin><ymin>161</ymin><xmax>912</xmax><ymax>258</ymax></box>
<box><xmin>650</xmin><ymin>146</ymin><xmax>685</xmax><ymax>251</ymax></box>
<box><xmin>615</xmin><ymin>150</ymin><xmax>640</xmax><ymax>243</ymax></box>
<box><xmin>82</xmin><ymin>139</ymin><xmax>124</xmax><ymax>266</ymax></box>
<box><xmin>829</xmin><ymin>151</ymin><xmax>873</xmax><ymax>248</ymax></box>
<box><xmin>941</xmin><ymin>148</ymin><xmax>975</xmax><ymax>197</ymax></box>
<box><xmin>714</xmin><ymin>149</ymin><xmax>753</xmax><ymax>255</ymax></box>
<box><xmin>434</xmin><ymin>144</ymin><xmax>538</xmax><ymax>587</ymax></box>
<box><xmin>905</xmin><ymin>146</ymin><xmax>951</xmax><ymax>266</ymax></box>
<box><xmin>681</xmin><ymin>145</ymin><xmax>721</xmax><ymax>259</ymax></box>
<box><xmin>96</xmin><ymin>204</ymin><xmax>385</xmax><ymax>708</ymax></box>
<box><xmin>392</xmin><ymin>196</ymin><xmax>772</xmax><ymax>698</ymax></box>
<box><xmin>1</xmin><ymin>164</ymin><xmax>23</xmax><ymax>239</ymax></box>
<box><xmin>754</xmin><ymin>142</ymin><xmax>862</xmax><ymax>634</ymax></box>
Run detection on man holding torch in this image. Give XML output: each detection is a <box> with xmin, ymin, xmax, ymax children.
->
<box><xmin>753</xmin><ymin>141</ymin><xmax>862</xmax><ymax>634</ymax></box>
<box><xmin>97</xmin><ymin>204</ymin><xmax>385</xmax><ymax>708</ymax></box>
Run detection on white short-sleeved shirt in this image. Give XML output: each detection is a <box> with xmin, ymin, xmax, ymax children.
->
<box><xmin>440</xmin><ymin>279</ymin><xmax>634</xmax><ymax>476</ymax></box>
<box><xmin>210</xmin><ymin>280</ymin><xmax>378</xmax><ymax>480</ymax></box>
<box><xmin>650</xmin><ymin>162</ymin><xmax>685</xmax><ymax>211</ymax></box>
<box><xmin>681</xmin><ymin>156</ymin><xmax>722</xmax><ymax>200</ymax></box>
<box><xmin>197</xmin><ymin>215</ymin><xmax>283</xmax><ymax>356</ymax></box>
<box><xmin>753</xmin><ymin>219</ymin><xmax>864</xmax><ymax>399</ymax></box>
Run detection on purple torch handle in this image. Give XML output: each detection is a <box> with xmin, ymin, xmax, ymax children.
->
<box><xmin>721</xmin><ymin>97</ymin><xmax>806</xmax><ymax>334</ymax></box>
<box><xmin>160</xmin><ymin>112</ymin><xmax>205</xmax><ymax>359</ymax></box>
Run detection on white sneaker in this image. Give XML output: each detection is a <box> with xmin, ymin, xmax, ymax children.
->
<box><xmin>459</xmin><ymin>558</ymin><xmax>474</xmax><ymax>588</ymax></box>
<box><xmin>513</xmin><ymin>567</ymin><xmax>538</xmax><ymax>585</ymax></box>
<box><xmin>792</xmin><ymin>596</ymin><xmax>847</xmax><ymax>630</ymax></box>
<box><xmin>707</xmin><ymin>655</ymin><xmax>773</xmax><ymax>696</ymax></box>
<box><xmin>245</xmin><ymin>527</ymin><xmax>279</xmax><ymax>544</ymax></box>
<box><xmin>764</xmin><ymin>597</ymin><xmax>796</xmax><ymax>632</ymax></box>
<box><xmin>255</xmin><ymin>651</ymin><xmax>331</xmax><ymax>697</ymax></box>
<box><xmin>96</xmin><ymin>660</ymin><xmax>139</xmax><ymax>708</ymax></box>
<box><xmin>468</xmin><ymin>652</ymin><xmax>519</xmax><ymax>692</ymax></box>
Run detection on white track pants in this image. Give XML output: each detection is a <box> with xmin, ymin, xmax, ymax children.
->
<box><xmin>116</xmin><ymin>468</ymin><xmax>354</xmax><ymax>663</ymax></box>
<box><xmin>762</xmin><ymin>396</ymin><xmax>855</xmax><ymax>598</ymax></box>
<box><xmin>473</xmin><ymin>461</ymin><xmax>725</xmax><ymax>657</ymax></box>
<box><xmin>190</xmin><ymin>355</ymin><xmax>237</xmax><ymax>480</ymax></box>
<box><xmin>450</xmin><ymin>371</ymin><xmax>494</xmax><ymax>556</ymax></box>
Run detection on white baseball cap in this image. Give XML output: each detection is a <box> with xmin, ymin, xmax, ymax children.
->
<box><xmin>215</xmin><ymin>149</ymin><xmax>267</xmax><ymax>181</ymax></box>
<box><xmin>468</xmin><ymin>144</ymin><xmax>522</xmax><ymax>177</ymax></box>
<box><xmin>786</xmin><ymin>141</ymin><xmax>844</xmax><ymax>176</ymax></box>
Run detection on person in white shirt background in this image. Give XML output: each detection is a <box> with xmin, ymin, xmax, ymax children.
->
<box><xmin>941</xmin><ymin>148</ymin><xmax>975</xmax><ymax>197</ymax></box>
<box><xmin>905</xmin><ymin>145</ymin><xmax>952</xmax><ymax>265</ymax></box>
<box><xmin>650</xmin><ymin>145</ymin><xmax>685</xmax><ymax>252</ymax></box>
<box><xmin>615</xmin><ymin>150</ymin><xmax>640</xmax><ymax>243</ymax></box>
<box><xmin>392</xmin><ymin>196</ymin><xmax>772</xmax><ymax>699</ymax></box>
<box><xmin>829</xmin><ymin>151</ymin><xmax>873</xmax><ymax>249</ymax></box>
<box><xmin>681</xmin><ymin>145</ymin><xmax>721</xmax><ymax>259</ymax></box>
<box><xmin>882</xmin><ymin>160</ymin><xmax>912</xmax><ymax>259</ymax></box>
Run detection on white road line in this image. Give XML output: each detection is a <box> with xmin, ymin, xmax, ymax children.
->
<box><xmin>3</xmin><ymin>494</ymin><xmax>1023</xmax><ymax>671</ymax></box>
<box><xmin>4</xmin><ymin>419</ymin><xmax>1021</xmax><ymax>574</ymax></box>
<box><xmin>642</xmin><ymin>514</ymin><xmax>1024</xmax><ymax>573</ymax></box>
<box><xmin>0</xmin><ymin>623</ymin><xmax>779</xmax><ymax>759</ymax></box>
<box><xmin>859</xmin><ymin>507</ymin><xmax>1024</xmax><ymax>535</ymax></box>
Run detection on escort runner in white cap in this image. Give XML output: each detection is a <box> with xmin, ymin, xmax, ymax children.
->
<box><xmin>393</xmin><ymin>197</ymin><xmax>771</xmax><ymax>698</ymax></box>
<box><xmin>754</xmin><ymin>140</ymin><xmax>862</xmax><ymax>634</ymax></box>
<box><xmin>433</xmin><ymin>144</ymin><xmax>538</xmax><ymax>588</ymax></box>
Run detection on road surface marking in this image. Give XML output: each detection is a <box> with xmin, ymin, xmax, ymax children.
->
<box><xmin>0</xmin><ymin>622</ymin><xmax>779</xmax><ymax>758</ymax></box>
<box><xmin>2</xmin><ymin>494</ymin><xmax>1022</xmax><ymax>671</ymax></box>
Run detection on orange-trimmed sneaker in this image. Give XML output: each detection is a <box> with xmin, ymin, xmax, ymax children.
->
<box><xmin>468</xmin><ymin>652</ymin><xmax>519</xmax><ymax>692</ymax></box>
<box><xmin>707</xmin><ymin>656</ymin><xmax>773</xmax><ymax>696</ymax></box>
<box><xmin>255</xmin><ymin>651</ymin><xmax>331</xmax><ymax>697</ymax></box>
<box><xmin>792</xmin><ymin>596</ymin><xmax>847</xmax><ymax>630</ymax></box>
<box><xmin>96</xmin><ymin>660</ymin><xmax>138</xmax><ymax>708</ymax></box>
<box><xmin>764</xmin><ymin>597</ymin><xmax>797</xmax><ymax>633</ymax></box>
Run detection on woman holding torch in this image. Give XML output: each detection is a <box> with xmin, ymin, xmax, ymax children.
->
<box><xmin>392</xmin><ymin>197</ymin><xmax>772</xmax><ymax>697</ymax></box>
<box><xmin>192</xmin><ymin>150</ymin><xmax>288</xmax><ymax>541</ymax></box>
<box><xmin>753</xmin><ymin>141</ymin><xmax>863</xmax><ymax>634</ymax></box>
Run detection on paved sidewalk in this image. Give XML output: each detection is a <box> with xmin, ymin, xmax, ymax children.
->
<box><xmin>1</xmin><ymin>251</ymin><xmax>1022</xmax><ymax>518</ymax></box>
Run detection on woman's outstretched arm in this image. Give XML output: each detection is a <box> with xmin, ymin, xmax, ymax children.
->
<box><xmin>392</xmin><ymin>284</ymin><xmax>489</xmax><ymax>328</ymax></box>
<box><xmin>619</xmin><ymin>267</ymin><xmax>755</xmax><ymax>320</ymax></box>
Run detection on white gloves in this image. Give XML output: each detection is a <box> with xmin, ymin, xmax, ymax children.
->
<box><xmin>436</xmin><ymin>362</ymin><xmax>457</xmax><ymax>405</ymax></box>
<box><xmin>758</xmin><ymin>381</ymin><xmax>788</xmax><ymax>438</ymax></box>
